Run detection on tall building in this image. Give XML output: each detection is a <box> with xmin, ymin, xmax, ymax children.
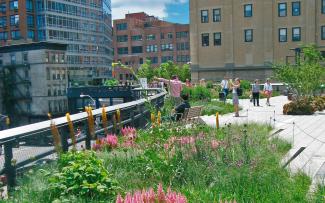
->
<box><xmin>0</xmin><ymin>0</ymin><xmax>113</xmax><ymax>85</ymax></box>
<box><xmin>190</xmin><ymin>0</ymin><xmax>325</xmax><ymax>81</ymax></box>
<box><xmin>113</xmin><ymin>12</ymin><xmax>190</xmax><ymax>82</ymax></box>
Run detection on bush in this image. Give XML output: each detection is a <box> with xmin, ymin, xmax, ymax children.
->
<box><xmin>206</xmin><ymin>81</ymin><xmax>213</xmax><ymax>89</ymax></box>
<box><xmin>183</xmin><ymin>86</ymin><xmax>211</xmax><ymax>101</ymax></box>
<box><xmin>311</xmin><ymin>96</ymin><xmax>325</xmax><ymax>112</ymax></box>
<box><xmin>240</xmin><ymin>80</ymin><xmax>251</xmax><ymax>90</ymax></box>
<box><xmin>104</xmin><ymin>79</ymin><xmax>119</xmax><ymax>87</ymax></box>
<box><xmin>48</xmin><ymin>151</ymin><xmax>119</xmax><ymax>200</ymax></box>
<box><xmin>283</xmin><ymin>98</ymin><xmax>315</xmax><ymax>115</ymax></box>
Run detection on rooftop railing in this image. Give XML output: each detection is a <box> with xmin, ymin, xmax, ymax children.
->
<box><xmin>0</xmin><ymin>88</ymin><xmax>166</xmax><ymax>189</ymax></box>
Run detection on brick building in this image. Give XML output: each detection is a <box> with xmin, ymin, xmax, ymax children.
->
<box><xmin>113</xmin><ymin>12</ymin><xmax>190</xmax><ymax>82</ymax></box>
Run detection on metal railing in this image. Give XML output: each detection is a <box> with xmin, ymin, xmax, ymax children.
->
<box><xmin>0</xmin><ymin>88</ymin><xmax>166</xmax><ymax>189</ymax></box>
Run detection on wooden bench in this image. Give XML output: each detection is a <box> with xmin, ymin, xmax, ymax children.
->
<box><xmin>179</xmin><ymin>106</ymin><xmax>203</xmax><ymax>124</ymax></box>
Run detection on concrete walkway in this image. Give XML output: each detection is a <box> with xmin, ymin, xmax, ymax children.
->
<box><xmin>201</xmin><ymin>96</ymin><xmax>325</xmax><ymax>186</ymax></box>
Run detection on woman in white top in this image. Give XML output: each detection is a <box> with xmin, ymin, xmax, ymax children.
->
<box><xmin>263</xmin><ymin>78</ymin><xmax>273</xmax><ymax>106</ymax></box>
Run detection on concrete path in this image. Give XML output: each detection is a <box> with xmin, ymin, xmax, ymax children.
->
<box><xmin>201</xmin><ymin>96</ymin><xmax>325</xmax><ymax>186</ymax></box>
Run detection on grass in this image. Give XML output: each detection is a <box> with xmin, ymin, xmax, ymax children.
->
<box><xmin>191</xmin><ymin>100</ymin><xmax>235</xmax><ymax>116</ymax></box>
<box><xmin>7</xmin><ymin>123</ymin><xmax>321</xmax><ymax>203</ymax></box>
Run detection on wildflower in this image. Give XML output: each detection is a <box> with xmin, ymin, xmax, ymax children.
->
<box><xmin>211</xmin><ymin>140</ymin><xmax>220</xmax><ymax>149</ymax></box>
<box><xmin>106</xmin><ymin>134</ymin><xmax>118</xmax><ymax>148</ymax></box>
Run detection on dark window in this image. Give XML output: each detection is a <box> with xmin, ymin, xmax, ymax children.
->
<box><xmin>131</xmin><ymin>35</ymin><xmax>142</xmax><ymax>41</ymax></box>
<box><xmin>131</xmin><ymin>46</ymin><xmax>143</xmax><ymax>54</ymax></box>
<box><xmin>245</xmin><ymin>29</ymin><xmax>253</xmax><ymax>42</ymax></box>
<box><xmin>0</xmin><ymin>32</ymin><xmax>8</xmax><ymax>40</ymax></box>
<box><xmin>10</xmin><ymin>54</ymin><xmax>16</xmax><ymax>64</ymax></box>
<box><xmin>0</xmin><ymin>17</ymin><xmax>7</xmax><ymax>28</ymax></box>
<box><xmin>213</xmin><ymin>32</ymin><xmax>221</xmax><ymax>46</ymax></box>
<box><xmin>116</xmin><ymin>23</ymin><xmax>127</xmax><ymax>31</ymax></box>
<box><xmin>278</xmin><ymin>3</ymin><xmax>287</xmax><ymax>17</ymax></box>
<box><xmin>201</xmin><ymin>10</ymin><xmax>208</xmax><ymax>23</ymax></box>
<box><xmin>11</xmin><ymin>30</ymin><xmax>20</xmax><ymax>39</ymax></box>
<box><xmin>167</xmin><ymin>33</ymin><xmax>173</xmax><ymax>39</ymax></box>
<box><xmin>27</xmin><ymin>15</ymin><xmax>34</xmax><ymax>27</ymax></box>
<box><xmin>10</xmin><ymin>0</ymin><xmax>18</xmax><ymax>10</ymax></box>
<box><xmin>117</xmin><ymin>47</ymin><xmax>128</xmax><ymax>55</ymax></box>
<box><xmin>23</xmin><ymin>53</ymin><xmax>28</xmax><ymax>62</ymax></box>
<box><xmin>117</xmin><ymin>35</ymin><xmax>128</xmax><ymax>42</ymax></box>
<box><xmin>0</xmin><ymin>3</ymin><xmax>6</xmax><ymax>13</ymax></box>
<box><xmin>161</xmin><ymin>56</ymin><xmax>173</xmax><ymax>63</ymax></box>
<box><xmin>292</xmin><ymin>27</ymin><xmax>301</xmax><ymax>41</ymax></box>
<box><xmin>322</xmin><ymin>26</ymin><xmax>325</xmax><ymax>40</ymax></box>
<box><xmin>27</xmin><ymin>30</ymin><xmax>34</xmax><ymax>39</ymax></box>
<box><xmin>119</xmin><ymin>74</ymin><xmax>123</xmax><ymax>80</ymax></box>
<box><xmin>292</xmin><ymin>2</ymin><xmax>301</xmax><ymax>16</ymax></box>
<box><xmin>213</xmin><ymin>9</ymin><xmax>221</xmax><ymax>22</ymax></box>
<box><xmin>279</xmin><ymin>28</ymin><xmax>287</xmax><ymax>42</ymax></box>
<box><xmin>322</xmin><ymin>0</ymin><xmax>325</xmax><ymax>14</ymax></box>
<box><xmin>202</xmin><ymin>33</ymin><xmax>209</xmax><ymax>46</ymax></box>
<box><xmin>147</xmin><ymin>57</ymin><xmax>158</xmax><ymax>64</ymax></box>
<box><xmin>10</xmin><ymin>15</ymin><xmax>19</xmax><ymax>26</ymax></box>
<box><xmin>176</xmin><ymin>42</ymin><xmax>189</xmax><ymax>51</ymax></box>
<box><xmin>176</xmin><ymin>31</ymin><xmax>188</xmax><ymax>38</ymax></box>
<box><xmin>139</xmin><ymin>58</ymin><xmax>143</xmax><ymax>64</ymax></box>
<box><xmin>26</xmin><ymin>0</ymin><xmax>33</xmax><ymax>12</ymax></box>
<box><xmin>146</xmin><ymin>34</ymin><xmax>156</xmax><ymax>40</ymax></box>
<box><xmin>160</xmin><ymin>33</ymin><xmax>164</xmax><ymax>39</ymax></box>
<box><xmin>244</xmin><ymin>4</ymin><xmax>252</xmax><ymax>17</ymax></box>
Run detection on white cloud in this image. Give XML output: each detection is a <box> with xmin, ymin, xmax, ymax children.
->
<box><xmin>111</xmin><ymin>0</ymin><xmax>187</xmax><ymax>20</ymax></box>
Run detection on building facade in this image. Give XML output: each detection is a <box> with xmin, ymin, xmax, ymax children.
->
<box><xmin>190</xmin><ymin>0</ymin><xmax>325</xmax><ymax>81</ymax></box>
<box><xmin>0</xmin><ymin>0</ymin><xmax>113</xmax><ymax>85</ymax></box>
<box><xmin>0</xmin><ymin>42</ymin><xmax>68</xmax><ymax>125</ymax></box>
<box><xmin>113</xmin><ymin>12</ymin><xmax>190</xmax><ymax>82</ymax></box>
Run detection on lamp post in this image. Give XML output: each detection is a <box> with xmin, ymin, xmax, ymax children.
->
<box><xmin>80</xmin><ymin>94</ymin><xmax>96</xmax><ymax>108</ymax></box>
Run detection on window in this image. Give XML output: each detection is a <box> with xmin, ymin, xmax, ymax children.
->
<box><xmin>23</xmin><ymin>53</ymin><xmax>28</xmax><ymax>62</ymax></box>
<box><xmin>161</xmin><ymin>56</ymin><xmax>173</xmax><ymax>63</ymax></box>
<box><xmin>10</xmin><ymin>0</ymin><xmax>18</xmax><ymax>10</ymax></box>
<box><xmin>244</xmin><ymin>29</ymin><xmax>253</xmax><ymax>42</ymax></box>
<box><xmin>146</xmin><ymin>34</ymin><xmax>156</xmax><ymax>40</ymax></box>
<box><xmin>131</xmin><ymin>35</ymin><xmax>142</xmax><ymax>41</ymax></box>
<box><xmin>176</xmin><ymin>42</ymin><xmax>189</xmax><ymax>51</ymax></box>
<box><xmin>117</xmin><ymin>35</ymin><xmax>128</xmax><ymax>42</ymax></box>
<box><xmin>292</xmin><ymin>27</ymin><xmax>301</xmax><ymax>41</ymax></box>
<box><xmin>278</xmin><ymin>3</ymin><xmax>287</xmax><ymax>17</ymax></box>
<box><xmin>26</xmin><ymin>0</ymin><xmax>33</xmax><ymax>12</ymax></box>
<box><xmin>167</xmin><ymin>33</ymin><xmax>173</xmax><ymax>39</ymax></box>
<box><xmin>213</xmin><ymin>32</ymin><xmax>221</xmax><ymax>46</ymax></box>
<box><xmin>160</xmin><ymin>33</ymin><xmax>164</xmax><ymax>39</ymax></box>
<box><xmin>177</xmin><ymin>55</ymin><xmax>190</xmax><ymax>63</ymax></box>
<box><xmin>27</xmin><ymin>15</ymin><xmax>34</xmax><ymax>27</ymax></box>
<box><xmin>202</xmin><ymin>33</ymin><xmax>209</xmax><ymax>46</ymax></box>
<box><xmin>117</xmin><ymin>47</ymin><xmax>128</xmax><ymax>55</ymax></box>
<box><xmin>139</xmin><ymin>58</ymin><xmax>143</xmax><ymax>64</ymax></box>
<box><xmin>10</xmin><ymin>15</ymin><xmax>19</xmax><ymax>26</ymax></box>
<box><xmin>322</xmin><ymin>26</ymin><xmax>325</xmax><ymax>40</ymax></box>
<box><xmin>176</xmin><ymin>31</ymin><xmax>188</xmax><ymax>38</ymax></box>
<box><xmin>0</xmin><ymin>32</ymin><xmax>8</xmax><ymax>40</ymax></box>
<box><xmin>201</xmin><ymin>10</ymin><xmax>208</xmax><ymax>23</ymax></box>
<box><xmin>244</xmin><ymin>4</ymin><xmax>252</xmax><ymax>17</ymax></box>
<box><xmin>322</xmin><ymin>0</ymin><xmax>325</xmax><ymax>14</ymax></box>
<box><xmin>116</xmin><ymin>23</ymin><xmax>127</xmax><ymax>31</ymax></box>
<box><xmin>147</xmin><ymin>57</ymin><xmax>158</xmax><ymax>64</ymax></box>
<box><xmin>161</xmin><ymin>44</ymin><xmax>173</xmax><ymax>51</ymax></box>
<box><xmin>146</xmin><ymin>45</ymin><xmax>158</xmax><ymax>52</ymax></box>
<box><xmin>11</xmin><ymin>30</ymin><xmax>20</xmax><ymax>39</ymax></box>
<box><xmin>131</xmin><ymin>46</ymin><xmax>143</xmax><ymax>54</ymax></box>
<box><xmin>213</xmin><ymin>9</ymin><xmax>221</xmax><ymax>22</ymax></box>
<box><xmin>46</xmin><ymin>68</ymin><xmax>50</xmax><ymax>80</ymax></box>
<box><xmin>0</xmin><ymin>17</ymin><xmax>7</xmax><ymax>28</ymax></box>
<box><xmin>292</xmin><ymin>2</ymin><xmax>301</xmax><ymax>16</ymax></box>
<box><xmin>119</xmin><ymin>74</ymin><xmax>123</xmax><ymax>80</ymax></box>
<box><xmin>27</xmin><ymin>30</ymin><xmax>34</xmax><ymax>39</ymax></box>
<box><xmin>279</xmin><ymin>28</ymin><xmax>287</xmax><ymax>42</ymax></box>
<box><xmin>10</xmin><ymin>54</ymin><xmax>16</xmax><ymax>64</ymax></box>
<box><xmin>0</xmin><ymin>3</ymin><xmax>6</xmax><ymax>13</ymax></box>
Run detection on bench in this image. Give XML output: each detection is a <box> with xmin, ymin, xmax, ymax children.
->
<box><xmin>179</xmin><ymin>106</ymin><xmax>203</xmax><ymax>124</ymax></box>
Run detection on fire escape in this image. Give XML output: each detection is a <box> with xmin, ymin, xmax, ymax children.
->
<box><xmin>0</xmin><ymin>63</ymin><xmax>32</xmax><ymax>122</ymax></box>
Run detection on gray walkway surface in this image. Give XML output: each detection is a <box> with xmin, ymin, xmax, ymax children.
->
<box><xmin>201</xmin><ymin>96</ymin><xmax>325</xmax><ymax>186</ymax></box>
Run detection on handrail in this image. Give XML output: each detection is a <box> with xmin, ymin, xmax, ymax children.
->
<box><xmin>0</xmin><ymin>88</ymin><xmax>166</xmax><ymax>143</ymax></box>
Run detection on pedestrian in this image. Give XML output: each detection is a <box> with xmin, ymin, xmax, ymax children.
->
<box><xmin>251</xmin><ymin>79</ymin><xmax>260</xmax><ymax>106</ymax></box>
<box><xmin>155</xmin><ymin>75</ymin><xmax>183</xmax><ymax>106</ymax></box>
<box><xmin>264</xmin><ymin>78</ymin><xmax>273</xmax><ymax>106</ymax></box>
<box><xmin>231</xmin><ymin>78</ymin><xmax>241</xmax><ymax>117</ymax></box>
<box><xmin>199</xmin><ymin>78</ymin><xmax>206</xmax><ymax>87</ymax></box>
<box><xmin>185</xmin><ymin>78</ymin><xmax>192</xmax><ymax>87</ymax></box>
<box><xmin>220</xmin><ymin>76</ymin><xmax>230</xmax><ymax>97</ymax></box>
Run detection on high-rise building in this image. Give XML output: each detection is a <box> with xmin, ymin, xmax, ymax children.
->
<box><xmin>190</xmin><ymin>0</ymin><xmax>325</xmax><ymax>81</ymax></box>
<box><xmin>113</xmin><ymin>12</ymin><xmax>190</xmax><ymax>82</ymax></box>
<box><xmin>0</xmin><ymin>0</ymin><xmax>113</xmax><ymax>85</ymax></box>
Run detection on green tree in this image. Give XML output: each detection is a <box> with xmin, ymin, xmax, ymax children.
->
<box><xmin>275</xmin><ymin>44</ymin><xmax>325</xmax><ymax>98</ymax></box>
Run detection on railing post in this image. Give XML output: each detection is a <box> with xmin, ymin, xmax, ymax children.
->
<box><xmin>61</xmin><ymin>128</ymin><xmax>69</xmax><ymax>153</ymax></box>
<box><xmin>84</xmin><ymin>121</ymin><xmax>91</xmax><ymax>150</ymax></box>
<box><xmin>4</xmin><ymin>141</ymin><xmax>16</xmax><ymax>190</ymax></box>
<box><xmin>130</xmin><ymin>108</ymin><xmax>135</xmax><ymax>127</ymax></box>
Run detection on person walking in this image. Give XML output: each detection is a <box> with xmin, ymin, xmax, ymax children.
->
<box><xmin>220</xmin><ymin>76</ymin><xmax>230</xmax><ymax>97</ymax></box>
<box><xmin>264</xmin><ymin>78</ymin><xmax>273</xmax><ymax>106</ymax></box>
<box><xmin>231</xmin><ymin>78</ymin><xmax>241</xmax><ymax>117</ymax></box>
<box><xmin>155</xmin><ymin>75</ymin><xmax>183</xmax><ymax>106</ymax></box>
<box><xmin>251</xmin><ymin>79</ymin><xmax>260</xmax><ymax>106</ymax></box>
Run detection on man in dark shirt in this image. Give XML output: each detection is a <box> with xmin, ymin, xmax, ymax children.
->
<box><xmin>173</xmin><ymin>93</ymin><xmax>190</xmax><ymax>121</ymax></box>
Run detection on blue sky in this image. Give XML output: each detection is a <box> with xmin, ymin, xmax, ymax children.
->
<box><xmin>112</xmin><ymin>0</ymin><xmax>189</xmax><ymax>24</ymax></box>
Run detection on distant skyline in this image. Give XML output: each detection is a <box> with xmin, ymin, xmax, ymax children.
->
<box><xmin>111</xmin><ymin>0</ymin><xmax>189</xmax><ymax>24</ymax></box>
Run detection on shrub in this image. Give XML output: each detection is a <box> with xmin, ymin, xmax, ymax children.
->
<box><xmin>240</xmin><ymin>80</ymin><xmax>251</xmax><ymax>90</ymax></box>
<box><xmin>206</xmin><ymin>81</ymin><xmax>214</xmax><ymax>89</ymax></box>
<box><xmin>183</xmin><ymin>86</ymin><xmax>211</xmax><ymax>101</ymax></box>
<box><xmin>283</xmin><ymin>98</ymin><xmax>315</xmax><ymax>115</ymax></box>
<box><xmin>48</xmin><ymin>151</ymin><xmax>119</xmax><ymax>200</ymax></box>
<box><xmin>104</xmin><ymin>79</ymin><xmax>119</xmax><ymax>87</ymax></box>
<box><xmin>311</xmin><ymin>96</ymin><xmax>325</xmax><ymax>112</ymax></box>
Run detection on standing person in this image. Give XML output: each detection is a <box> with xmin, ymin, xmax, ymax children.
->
<box><xmin>251</xmin><ymin>79</ymin><xmax>260</xmax><ymax>106</ymax></box>
<box><xmin>155</xmin><ymin>75</ymin><xmax>183</xmax><ymax>106</ymax></box>
<box><xmin>231</xmin><ymin>78</ymin><xmax>241</xmax><ymax>117</ymax></box>
<box><xmin>185</xmin><ymin>78</ymin><xmax>192</xmax><ymax>87</ymax></box>
<box><xmin>264</xmin><ymin>78</ymin><xmax>273</xmax><ymax>106</ymax></box>
<box><xmin>220</xmin><ymin>76</ymin><xmax>230</xmax><ymax>97</ymax></box>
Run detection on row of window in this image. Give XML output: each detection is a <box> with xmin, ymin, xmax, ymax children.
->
<box><xmin>118</xmin><ymin>55</ymin><xmax>190</xmax><ymax>66</ymax></box>
<box><xmin>67</xmin><ymin>44</ymin><xmax>109</xmax><ymax>55</ymax></box>
<box><xmin>45</xmin><ymin>52</ymin><xmax>66</xmax><ymax>64</ymax></box>
<box><xmin>0</xmin><ymin>0</ymin><xmax>33</xmax><ymax>13</ymax></box>
<box><xmin>201</xmin><ymin>26</ymin><xmax>325</xmax><ymax>47</ymax></box>
<box><xmin>66</xmin><ymin>55</ymin><xmax>110</xmax><ymax>65</ymax></box>
<box><xmin>116</xmin><ymin>32</ymin><xmax>188</xmax><ymax>43</ymax></box>
<box><xmin>117</xmin><ymin>43</ymin><xmax>188</xmax><ymax>55</ymax></box>
<box><xmin>201</xmin><ymin>1</ymin><xmax>325</xmax><ymax>23</ymax></box>
<box><xmin>48</xmin><ymin>29</ymin><xmax>110</xmax><ymax>44</ymax></box>
<box><xmin>0</xmin><ymin>30</ymin><xmax>34</xmax><ymax>40</ymax></box>
<box><xmin>48</xmin><ymin>99</ymin><xmax>68</xmax><ymax>113</ymax></box>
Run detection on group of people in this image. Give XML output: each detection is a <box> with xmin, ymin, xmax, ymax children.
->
<box><xmin>152</xmin><ymin>75</ymin><xmax>273</xmax><ymax>120</ymax></box>
<box><xmin>220</xmin><ymin>76</ymin><xmax>273</xmax><ymax>117</ymax></box>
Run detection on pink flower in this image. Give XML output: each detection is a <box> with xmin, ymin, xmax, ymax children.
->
<box><xmin>106</xmin><ymin>134</ymin><xmax>118</xmax><ymax>148</ymax></box>
<box><xmin>164</xmin><ymin>144</ymin><xmax>170</xmax><ymax>150</ymax></box>
<box><xmin>211</xmin><ymin>140</ymin><xmax>220</xmax><ymax>150</ymax></box>
<box><xmin>116</xmin><ymin>194</ymin><xmax>123</xmax><ymax>203</ymax></box>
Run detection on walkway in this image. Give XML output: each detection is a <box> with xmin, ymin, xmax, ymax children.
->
<box><xmin>201</xmin><ymin>96</ymin><xmax>325</xmax><ymax>186</ymax></box>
